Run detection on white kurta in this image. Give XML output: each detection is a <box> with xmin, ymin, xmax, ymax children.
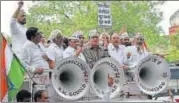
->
<box><xmin>122</xmin><ymin>45</ymin><xmax>149</xmax><ymax>99</ymax></box>
<box><xmin>108</xmin><ymin>43</ymin><xmax>126</xmax><ymax>66</ymax></box>
<box><xmin>20</xmin><ymin>40</ymin><xmax>50</xmax><ymax>85</ymax></box>
<box><xmin>20</xmin><ymin>40</ymin><xmax>49</xmax><ymax>71</ymax></box>
<box><xmin>63</xmin><ymin>46</ymin><xmax>86</xmax><ymax>62</ymax></box>
<box><xmin>46</xmin><ymin>43</ymin><xmax>63</xmax><ymax>67</ymax></box>
<box><xmin>10</xmin><ymin>18</ymin><xmax>27</xmax><ymax>57</ymax></box>
<box><xmin>123</xmin><ymin>45</ymin><xmax>149</xmax><ymax>67</ymax></box>
<box><xmin>38</xmin><ymin>42</ymin><xmax>48</xmax><ymax>52</ymax></box>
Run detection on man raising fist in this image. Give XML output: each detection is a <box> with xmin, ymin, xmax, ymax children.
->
<box><xmin>10</xmin><ymin>1</ymin><xmax>27</xmax><ymax>58</ymax></box>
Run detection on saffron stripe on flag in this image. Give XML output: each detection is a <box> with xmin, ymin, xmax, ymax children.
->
<box><xmin>1</xmin><ymin>34</ymin><xmax>8</xmax><ymax>102</ymax></box>
<box><xmin>1</xmin><ymin>34</ymin><xmax>26</xmax><ymax>101</ymax></box>
<box><xmin>0</xmin><ymin>33</ymin><xmax>2</xmax><ymax>101</ymax></box>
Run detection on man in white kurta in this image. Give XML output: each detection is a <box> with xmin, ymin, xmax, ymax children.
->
<box><xmin>123</xmin><ymin>35</ymin><xmax>149</xmax><ymax>67</ymax></box>
<box><xmin>45</xmin><ymin>30</ymin><xmax>65</xmax><ymax>102</ymax></box>
<box><xmin>120</xmin><ymin>32</ymin><xmax>131</xmax><ymax>47</ymax></box>
<box><xmin>10</xmin><ymin>1</ymin><xmax>27</xmax><ymax>57</ymax></box>
<box><xmin>21</xmin><ymin>40</ymin><xmax>49</xmax><ymax>72</ymax></box>
<box><xmin>108</xmin><ymin>33</ymin><xmax>126</xmax><ymax>66</ymax></box>
<box><xmin>63</xmin><ymin>36</ymin><xmax>86</xmax><ymax>62</ymax></box>
<box><xmin>122</xmin><ymin>34</ymin><xmax>150</xmax><ymax>99</ymax></box>
<box><xmin>20</xmin><ymin>27</ymin><xmax>52</xmax><ymax>101</ymax></box>
<box><xmin>46</xmin><ymin>30</ymin><xmax>64</xmax><ymax>67</ymax></box>
<box><xmin>20</xmin><ymin>27</ymin><xmax>50</xmax><ymax>74</ymax></box>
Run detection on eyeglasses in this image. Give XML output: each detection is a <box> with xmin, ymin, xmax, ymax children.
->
<box><xmin>57</xmin><ymin>36</ymin><xmax>63</xmax><ymax>40</ymax></box>
<box><xmin>44</xmin><ymin>97</ymin><xmax>49</xmax><ymax>99</ymax></box>
<box><xmin>35</xmin><ymin>32</ymin><xmax>42</xmax><ymax>37</ymax></box>
<box><xmin>137</xmin><ymin>38</ymin><xmax>144</xmax><ymax>41</ymax></box>
<box><xmin>79</xmin><ymin>36</ymin><xmax>84</xmax><ymax>39</ymax></box>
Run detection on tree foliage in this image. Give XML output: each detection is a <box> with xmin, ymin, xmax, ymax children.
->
<box><xmin>26</xmin><ymin>1</ymin><xmax>163</xmax><ymax>37</ymax></box>
<box><xmin>25</xmin><ymin>1</ymin><xmax>179</xmax><ymax>62</ymax></box>
<box><xmin>166</xmin><ymin>33</ymin><xmax>179</xmax><ymax>62</ymax></box>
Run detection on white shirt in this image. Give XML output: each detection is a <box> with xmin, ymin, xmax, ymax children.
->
<box><xmin>38</xmin><ymin>42</ymin><xmax>48</xmax><ymax>52</ymax></box>
<box><xmin>122</xmin><ymin>46</ymin><xmax>149</xmax><ymax>97</ymax></box>
<box><xmin>20</xmin><ymin>40</ymin><xmax>49</xmax><ymax>72</ymax></box>
<box><xmin>10</xmin><ymin>18</ymin><xmax>27</xmax><ymax>57</ymax></box>
<box><xmin>47</xmin><ymin>43</ymin><xmax>63</xmax><ymax>66</ymax></box>
<box><xmin>123</xmin><ymin>45</ymin><xmax>149</xmax><ymax>67</ymax></box>
<box><xmin>108</xmin><ymin>43</ymin><xmax>125</xmax><ymax>66</ymax></box>
<box><xmin>63</xmin><ymin>46</ymin><xmax>86</xmax><ymax>62</ymax></box>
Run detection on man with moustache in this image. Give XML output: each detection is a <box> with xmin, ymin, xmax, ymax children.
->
<box><xmin>108</xmin><ymin>32</ymin><xmax>126</xmax><ymax>66</ymax></box>
<box><xmin>82</xmin><ymin>29</ymin><xmax>110</xmax><ymax>69</ymax></box>
<box><xmin>122</xmin><ymin>34</ymin><xmax>150</xmax><ymax>99</ymax></box>
<box><xmin>120</xmin><ymin>32</ymin><xmax>131</xmax><ymax>47</ymax></box>
<box><xmin>80</xmin><ymin>30</ymin><xmax>110</xmax><ymax>101</ymax></box>
<box><xmin>10</xmin><ymin>1</ymin><xmax>27</xmax><ymax>57</ymax></box>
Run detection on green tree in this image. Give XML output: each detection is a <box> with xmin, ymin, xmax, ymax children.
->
<box><xmin>166</xmin><ymin>33</ymin><xmax>179</xmax><ymax>62</ymax></box>
<box><xmin>26</xmin><ymin>1</ymin><xmax>163</xmax><ymax>38</ymax></box>
<box><xmin>26</xmin><ymin>1</ymin><xmax>179</xmax><ymax>62</ymax></box>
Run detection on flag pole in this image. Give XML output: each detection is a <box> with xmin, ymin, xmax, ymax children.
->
<box><xmin>1</xmin><ymin>34</ymin><xmax>37</xmax><ymax>101</ymax></box>
<box><xmin>1</xmin><ymin>34</ymin><xmax>37</xmax><ymax>84</ymax></box>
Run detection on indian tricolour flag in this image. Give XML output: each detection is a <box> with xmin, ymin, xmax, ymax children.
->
<box><xmin>1</xmin><ymin>34</ymin><xmax>25</xmax><ymax>102</ymax></box>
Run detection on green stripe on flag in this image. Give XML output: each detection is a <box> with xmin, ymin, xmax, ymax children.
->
<box><xmin>8</xmin><ymin>55</ymin><xmax>25</xmax><ymax>101</ymax></box>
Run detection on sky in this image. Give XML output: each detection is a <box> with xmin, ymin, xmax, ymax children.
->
<box><xmin>1</xmin><ymin>1</ymin><xmax>179</xmax><ymax>36</ymax></box>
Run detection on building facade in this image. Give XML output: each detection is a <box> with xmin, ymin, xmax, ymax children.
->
<box><xmin>169</xmin><ymin>10</ymin><xmax>179</xmax><ymax>35</ymax></box>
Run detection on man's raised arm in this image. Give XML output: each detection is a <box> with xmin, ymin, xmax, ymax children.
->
<box><xmin>12</xmin><ymin>1</ymin><xmax>23</xmax><ymax>18</ymax></box>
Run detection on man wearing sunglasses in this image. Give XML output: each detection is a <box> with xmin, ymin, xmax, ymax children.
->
<box><xmin>20</xmin><ymin>27</ymin><xmax>54</xmax><ymax>93</ymax></box>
